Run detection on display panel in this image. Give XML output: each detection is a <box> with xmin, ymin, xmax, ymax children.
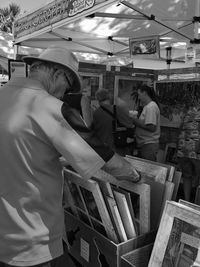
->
<box><xmin>8</xmin><ymin>59</ymin><xmax>28</xmax><ymax>79</ymax></box>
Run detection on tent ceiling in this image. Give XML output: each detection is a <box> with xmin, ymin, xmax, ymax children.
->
<box><xmin>13</xmin><ymin>0</ymin><xmax>200</xmax><ymax>68</ymax></box>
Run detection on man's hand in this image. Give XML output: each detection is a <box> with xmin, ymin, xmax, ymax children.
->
<box><xmin>102</xmin><ymin>153</ymin><xmax>141</xmax><ymax>183</ymax></box>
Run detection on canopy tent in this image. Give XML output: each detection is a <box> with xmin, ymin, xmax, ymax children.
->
<box><xmin>0</xmin><ymin>31</ymin><xmax>42</xmax><ymax>73</ymax></box>
<box><xmin>12</xmin><ymin>0</ymin><xmax>200</xmax><ymax>69</ymax></box>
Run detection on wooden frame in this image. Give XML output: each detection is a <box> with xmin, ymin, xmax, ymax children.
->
<box><xmin>164</xmin><ymin>142</ymin><xmax>177</xmax><ymax>165</ymax></box>
<box><xmin>125</xmin><ymin>155</ymin><xmax>175</xmax><ymax>229</ymax></box>
<box><xmin>112</xmin><ymin>187</ymin><xmax>137</xmax><ymax>239</ymax></box>
<box><xmin>149</xmin><ymin>201</ymin><xmax>200</xmax><ymax>267</ymax></box>
<box><xmin>79</xmin><ymin>72</ymin><xmax>103</xmax><ymax>110</ymax></box>
<box><xmin>8</xmin><ymin>59</ymin><xmax>28</xmax><ymax>80</ymax></box>
<box><xmin>179</xmin><ymin>199</ymin><xmax>200</xmax><ymax>212</ymax></box>
<box><xmin>129</xmin><ymin>35</ymin><xmax>160</xmax><ymax>57</ymax></box>
<box><xmin>106</xmin><ymin>196</ymin><xmax>128</xmax><ymax>243</ymax></box>
<box><xmin>93</xmin><ymin>169</ymin><xmax>151</xmax><ymax>235</ymax></box>
<box><xmin>114</xmin><ymin>75</ymin><xmax>151</xmax><ymax>111</ymax></box>
<box><xmin>125</xmin><ymin>155</ymin><xmax>171</xmax><ymax>183</ymax></box>
<box><xmin>195</xmin><ymin>185</ymin><xmax>200</xmax><ymax>206</ymax></box>
<box><xmin>63</xmin><ymin>168</ymin><xmax>118</xmax><ymax>243</ymax></box>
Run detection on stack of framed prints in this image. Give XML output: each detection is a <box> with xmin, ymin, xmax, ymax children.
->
<box><xmin>64</xmin><ymin>168</ymin><xmax>151</xmax><ymax>243</ymax></box>
<box><xmin>148</xmin><ymin>200</ymin><xmax>200</xmax><ymax>267</ymax></box>
<box><xmin>125</xmin><ymin>155</ymin><xmax>181</xmax><ymax>229</ymax></box>
<box><xmin>63</xmin><ymin>169</ymin><xmax>118</xmax><ymax>243</ymax></box>
<box><xmin>63</xmin><ymin>168</ymin><xmax>156</xmax><ymax>267</ymax></box>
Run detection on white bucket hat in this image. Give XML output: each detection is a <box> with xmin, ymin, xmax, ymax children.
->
<box><xmin>23</xmin><ymin>46</ymin><xmax>81</xmax><ymax>92</ymax></box>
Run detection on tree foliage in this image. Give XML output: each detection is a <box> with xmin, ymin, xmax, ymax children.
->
<box><xmin>0</xmin><ymin>3</ymin><xmax>20</xmax><ymax>33</ymax></box>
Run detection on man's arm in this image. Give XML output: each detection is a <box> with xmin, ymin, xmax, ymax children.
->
<box><xmin>60</xmin><ymin>103</ymin><xmax>140</xmax><ymax>182</ymax></box>
<box><xmin>130</xmin><ymin>117</ymin><xmax>156</xmax><ymax>132</ymax></box>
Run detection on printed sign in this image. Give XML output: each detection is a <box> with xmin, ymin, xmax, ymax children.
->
<box><xmin>14</xmin><ymin>0</ymin><xmax>108</xmax><ymax>39</ymax></box>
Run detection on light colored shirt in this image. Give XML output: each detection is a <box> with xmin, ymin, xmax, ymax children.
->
<box><xmin>135</xmin><ymin>101</ymin><xmax>160</xmax><ymax>147</ymax></box>
<box><xmin>0</xmin><ymin>77</ymin><xmax>105</xmax><ymax>266</ymax></box>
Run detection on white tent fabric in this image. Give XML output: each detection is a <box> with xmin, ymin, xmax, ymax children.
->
<box><xmin>12</xmin><ymin>0</ymin><xmax>200</xmax><ymax>69</ymax></box>
<box><xmin>0</xmin><ymin>31</ymin><xmax>42</xmax><ymax>72</ymax></box>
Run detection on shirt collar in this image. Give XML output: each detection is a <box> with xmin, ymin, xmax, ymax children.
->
<box><xmin>6</xmin><ymin>77</ymin><xmax>46</xmax><ymax>91</ymax></box>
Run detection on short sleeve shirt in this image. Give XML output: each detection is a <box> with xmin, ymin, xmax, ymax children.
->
<box><xmin>135</xmin><ymin>101</ymin><xmax>160</xmax><ymax>146</ymax></box>
<box><xmin>0</xmin><ymin>78</ymin><xmax>105</xmax><ymax>266</ymax></box>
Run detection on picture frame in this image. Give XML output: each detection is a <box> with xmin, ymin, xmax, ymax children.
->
<box><xmin>112</xmin><ymin>187</ymin><xmax>137</xmax><ymax>239</ymax></box>
<box><xmin>149</xmin><ymin>201</ymin><xmax>200</xmax><ymax>267</ymax></box>
<box><xmin>125</xmin><ymin>155</ymin><xmax>169</xmax><ymax>184</ymax></box>
<box><xmin>8</xmin><ymin>59</ymin><xmax>28</xmax><ymax>80</ymax></box>
<box><xmin>63</xmin><ymin>168</ymin><xmax>119</xmax><ymax>243</ymax></box>
<box><xmin>125</xmin><ymin>155</ymin><xmax>175</xmax><ymax>229</ymax></box>
<box><xmin>114</xmin><ymin>75</ymin><xmax>151</xmax><ymax>112</ymax></box>
<box><xmin>106</xmin><ymin>196</ymin><xmax>128</xmax><ymax>242</ymax></box>
<box><xmin>129</xmin><ymin>35</ymin><xmax>160</xmax><ymax>57</ymax></box>
<box><xmin>93</xmin><ymin>169</ymin><xmax>151</xmax><ymax>235</ymax></box>
<box><xmin>79</xmin><ymin>72</ymin><xmax>103</xmax><ymax>110</ymax></box>
<box><xmin>164</xmin><ymin>142</ymin><xmax>178</xmax><ymax>165</ymax></box>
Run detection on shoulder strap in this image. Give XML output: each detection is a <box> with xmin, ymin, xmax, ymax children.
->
<box><xmin>100</xmin><ymin>105</ymin><xmax>114</xmax><ymax>118</ymax></box>
<box><xmin>100</xmin><ymin>105</ymin><xmax>124</xmax><ymax>129</ymax></box>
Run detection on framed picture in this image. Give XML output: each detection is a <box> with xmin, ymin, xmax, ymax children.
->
<box><xmin>114</xmin><ymin>75</ymin><xmax>151</xmax><ymax>112</ymax></box>
<box><xmin>164</xmin><ymin>142</ymin><xmax>178</xmax><ymax>165</ymax></box>
<box><xmin>8</xmin><ymin>59</ymin><xmax>28</xmax><ymax>80</ymax></box>
<box><xmin>129</xmin><ymin>35</ymin><xmax>160</xmax><ymax>57</ymax></box>
<box><xmin>112</xmin><ymin>187</ymin><xmax>137</xmax><ymax>239</ymax></box>
<box><xmin>79</xmin><ymin>72</ymin><xmax>103</xmax><ymax>110</ymax></box>
<box><xmin>63</xmin><ymin>168</ymin><xmax>118</xmax><ymax>243</ymax></box>
<box><xmin>125</xmin><ymin>155</ymin><xmax>170</xmax><ymax>184</ymax></box>
<box><xmin>93</xmin><ymin>168</ymin><xmax>151</xmax><ymax>235</ymax></box>
<box><xmin>149</xmin><ymin>201</ymin><xmax>200</xmax><ymax>267</ymax></box>
<box><xmin>106</xmin><ymin>196</ymin><xmax>128</xmax><ymax>242</ymax></box>
<box><xmin>125</xmin><ymin>155</ymin><xmax>175</xmax><ymax>230</ymax></box>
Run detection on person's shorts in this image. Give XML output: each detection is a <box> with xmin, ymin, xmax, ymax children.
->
<box><xmin>178</xmin><ymin>157</ymin><xmax>200</xmax><ymax>180</ymax></box>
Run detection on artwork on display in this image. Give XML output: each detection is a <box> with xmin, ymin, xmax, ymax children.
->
<box><xmin>63</xmin><ymin>168</ymin><xmax>119</xmax><ymax>243</ymax></box>
<box><xmin>149</xmin><ymin>201</ymin><xmax>200</xmax><ymax>267</ymax></box>
<box><xmin>8</xmin><ymin>59</ymin><xmax>28</xmax><ymax>80</ymax></box>
<box><xmin>106</xmin><ymin>196</ymin><xmax>128</xmax><ymax>242</ymax></box>
<box><xmin>129</xmin><ymin>36</ymin><xmax>160</xmax><ymax>57</ymax></box>
<box><xmin>155</xmin><ymin>80</ymin><xmax>200</xmax><ymax>127</ymax></box>
<box><xmin>92</xmin><ymin>168</ymin><xmax>151</xmax><ymax>235</ymax></box>
<box><xmin>125</xmin><ymin>155</ymin><xmax>177</xmax><ymax>230</ymax></box>
<box><xmin>114</xmin><ymin>76</ymin><xmax>151</xmax><ymax>112</ymax></box>
<box><xmin>164</xmin><ymin>143</ymin><xmax>178</xmax><ymax>165</ymax></box>
<box><xmin>80</xmin><ymin>73</ymin><xmax>103</xmax><ymax>110</ymax></box>
<box><xmin>112</xmin><ymin>187</ymin><xmax>137</xmax><ymax>239</ymax></box>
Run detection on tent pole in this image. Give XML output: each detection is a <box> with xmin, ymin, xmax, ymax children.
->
<box><xmin>13</xmin><ymin>45</ymin><xmax>19</xmax><ymax>60</ymax></box>
<box><xmin>194</xmin><ymin>0</ymin><xmax>200</xmax><ymax>39</ymax></box>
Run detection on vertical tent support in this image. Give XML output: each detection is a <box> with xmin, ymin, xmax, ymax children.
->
<box><xmin>194</xmin><ymin>0</ymin><xmax>200</xmax><ymax>39</ymax></box>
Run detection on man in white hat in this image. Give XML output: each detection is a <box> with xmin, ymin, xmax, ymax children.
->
<box><xmin>0</xmin><ymin>46</ymin><xmax>140</xmax><ymax>267</ymax></box>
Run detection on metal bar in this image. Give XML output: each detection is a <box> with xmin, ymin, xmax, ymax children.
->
<box><xmin>94</xmin><ymin>12</ymin><xmax>192</xmax><ymax>21</ymax></box>
<box><xmin>121</xmin><ymin>0</ymin><xmax>192</xmax><ymax>41</ymax></box>
<box><xmin>159</xmin><ymin>22</ymin><xmax>193</xmax><ymax>38</ymax></box>
<box><xmin>49</xmin><ymin>31</ymin><xmax>110</xmax><ymax>54</ymax></box>
<box><xmin>194</xmin><ymin>0</ymin><xmax>200</xmax><ymax>39</ymax></box>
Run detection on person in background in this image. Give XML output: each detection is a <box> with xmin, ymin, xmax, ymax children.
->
<box><xmin>62</xmin><ymin>86</ymin><xmax>93</xmax><ymax>128</ymax></box>
<box><xmin>129</xmin><ymin>84</ymin><xmax>160</xmax><ymax>161</ymax></box>
<box><xmin>0</xmin><ymin>46</ymin><xmax>140</xmax><ymax>267</ymax></box>
<box><xmin>177</xmin><ymin>104</ymin><xmax>200</xmax><ymax>202</ymax></box>
<box><xmin>92</xmin><ymin>88</ymin><xmax>134</xmax><ymax>155</ymax></box>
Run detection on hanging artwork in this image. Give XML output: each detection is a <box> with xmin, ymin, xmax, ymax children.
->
<box><xmin>8</xmin><ymin>59</ymin><xmax>28</xmax><ymax>80</ymax></box>
<box><xmin>129</xmin><ymin>35</ymin><xmax>160</xmax><ymax>57</ymax></box>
